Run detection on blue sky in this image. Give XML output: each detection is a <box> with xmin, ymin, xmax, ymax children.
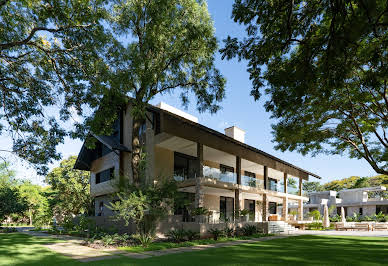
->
<box><xmin>0</xmin><ymin>0</ymin><xmax>377</xmax><ymax>184</ymax></box>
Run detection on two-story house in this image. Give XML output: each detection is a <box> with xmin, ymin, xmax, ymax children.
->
<box><xmin>74</xmin><ymin>101</ymin><xmax>321</xmax><ymax>233</ymax></box>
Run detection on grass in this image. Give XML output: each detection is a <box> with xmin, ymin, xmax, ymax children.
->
<box><xmin>1</xmin><ymin>233</ymin><xmax>388</xmax><ymax>265</ymax></box>
<box><xmin>119</xmin><ymin>234</ymin><xmax>271</xmax><ymax>252</ymax></box>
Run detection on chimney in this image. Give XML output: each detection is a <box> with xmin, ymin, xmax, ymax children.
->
<box><xmin>224</xmin><ymin>126</ymin><xmax>245</xmax><ymax>143</ymax></box>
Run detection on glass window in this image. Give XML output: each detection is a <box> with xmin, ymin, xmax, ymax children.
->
<box><xmin>244</xmin><ymin>171</ymin><xmax>255</xmax><ymax>178</ymax></box>
<box><xmin>174</xmin><ymin>152</ymin><xmax>198</xmax><ymax>181</ymax></box>
<box><xmin>269</xmin><ymin>202</ymin><xmax>277</xmax><ymax>214</ymax></box>
<box><xmin>269</xmin><ymin>178</ymin><xmax>278</xmax><ymax>191</ymax></box>
<box><xmin>220</xmin><ymin>164</ymin><xmax>234</xmax><ymax>174</ymax></box>
<box><xmin>96</xmin><ymin>168</ymin><xmax>114</xmax><ymax>184</ymax></box>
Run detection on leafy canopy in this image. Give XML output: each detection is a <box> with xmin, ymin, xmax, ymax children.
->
<box><xmin>222</xmin><ymin>0</ymin><xmax>388</xmax><ymax>175</ymax></box>
<box><xmin>0</xmin><ymin>0</ymin><xmax>110</xmax><ymax>174</ymax></box>
<box><xmin>45</xmin><ymin>156</ymin><xmax>91</xmax><ymax>216</ymax></box>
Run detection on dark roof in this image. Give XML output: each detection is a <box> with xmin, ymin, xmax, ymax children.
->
<box><xmin>74</xmin><ymin>135</ymin><xmax>130</xmax><ymax>171</ymax></box>
<box><xmin>146</xmin><ymin>104</ymin><xmax>322</xmax><ymax>180</ymax></box>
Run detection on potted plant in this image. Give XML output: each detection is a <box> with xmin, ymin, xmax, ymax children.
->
<box><xmin>290</xmin><ymin>210</ymin><xmax>298</xmax><ymax>221</ymax></box>
<box><xmin>191</xmin><ymin>207</ymin><xmax>209</xmax><ymax>223</ymax></box>
<box><xmin>239</xmin><ymin>209</ymin><xmax>251</xmax><ymax>222</ymax></box>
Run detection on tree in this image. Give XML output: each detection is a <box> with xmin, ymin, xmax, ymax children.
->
<box><xmin>18</xmin><ymin>181</ymin><xmax>49</xmax><ymax>226</ymax></box>
<box><xmin>0</xmin><ymin>0</ymin><xmax>109</xmax><ymax>174</ymax></box>
<box><xmin>80</xmin><ymin>0</ymin><xmax>226</xmax><ymax>186</ymax></box>
<box><xmin>303</xmin><ymin>181</ymin><xmax>323</xmax><ymax>193</ymax></box>
<box><xmin>45</xmin><ymin>156</ymin><xmax>91</xmax><ymax>216</ymax></box>
<box><xmin>109</xmin><ymin>178</ymin><xmax>180</xmax><ymax>239</ymax></box>
<box><xmin>0</xmin><ymin>186</ymin><xmax>27</xmax><ymax>223</ymax></box>
<box><xmin>222</xmin><ymin>0</ymin><xmax>388</xmax><ymax>175</ymax></box>
<box><xmin>0</xmin><ymin>161</ymin><xmax>16</xmax><ymax>187</ymax></box>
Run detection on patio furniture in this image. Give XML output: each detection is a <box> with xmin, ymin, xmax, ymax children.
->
<box><xmin>354</xmin><ymin>223</ymin><xmax>370</xmax><ymax>231</ymax></box>
<box><xmin>335</xmin><ymin>223</ymin><xmax>353</xmax><ymax>231</ymax></box>
<box><xmin>373</xmin><ymin>223</ymin><xmax>388</xmax><ymax>231</ymax></box>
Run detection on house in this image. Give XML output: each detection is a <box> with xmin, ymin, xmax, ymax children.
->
<box><xmin>74</xmin><ymin>101</ymin><xmax>321</xmax><ymax>233</ymax></box>
<box><xmin>304</xmin><ymin>186</ymin><xmax>388</xmax><ymax>217</ymax></box>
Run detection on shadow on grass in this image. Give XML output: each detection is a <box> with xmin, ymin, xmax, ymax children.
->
<box><xmin>1</xmin><ymin>234</ymin><xmax>388</xmax><ymax>266</ymax></box>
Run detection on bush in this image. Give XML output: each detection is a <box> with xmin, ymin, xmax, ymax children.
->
<box><xmin>133</xmin><ymin>233</ymin><xmax>154</xmax><ymax>247</ymax></box>
<box><xmin>185</xmin><ymin>230</ymin><xmax>200</xmax><ymax>241</ymax></box>
<box><xmin>0</xmin><ymin>227</ymin><xmax>17</xmax><ymax>233</ymax></box>
<box><xmin>307</xmin><ymin>222</ymin><xmax>323</xmax><ymax>230</ymax></box>
<box><xmin>308</xmin><ymin>210</ymin><xmax>321</xmax><ymax>221</ymax></box>
<box><xmin>223</xmin><ymin>227</ymin><xmax>234</xmax><ymax>237</ymax></box>
<box><xmin>166</xmin><ymin>228</ymin><xmax>186</xmax><ymax>243</ymax></box>
<box><xmin>329</xmin><ymin>214</ymin><xmax>341</xmax><ymax>222</ymax></box>
<box><xmin>208</xmin><ymin>228</ymin><xmax>224</xmax><ymax>241</ymax></box>
<box><xmin>240</xmin><ymin>225</ymin><xmax>257</xmax><ymax>236</ymax></box>
<box><xmin>61</xmin><ymin>217</ymin><xmax>75</xmax><ymax>232</ymax></box>
<box><xmin>100</xmin><ymin>234</ymin><xmax>115</xmax><ymax>246</ymax></box>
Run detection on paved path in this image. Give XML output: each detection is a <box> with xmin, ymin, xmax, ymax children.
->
<box><xmin>288</xmin><ymin>230</ymin><xmax>388</xmax><ymax>237</ymax></box>
<box><xmin>18</xmin><ymin>228</ymin><xmax>289</xmax><ymax>262</ymax></box>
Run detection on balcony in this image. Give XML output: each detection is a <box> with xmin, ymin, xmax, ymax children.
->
<box><xmin>242</xmin><ymin>175</ymin><xmax>264</xmax><ymax>189</ymax></box>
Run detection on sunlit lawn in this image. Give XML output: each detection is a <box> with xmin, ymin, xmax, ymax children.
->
<box><xmin>1</xmin><ymin>233</ymin><xmax>388</xmax><ymax>265</ymax></box>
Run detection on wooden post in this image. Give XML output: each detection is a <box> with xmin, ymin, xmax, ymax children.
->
<box><xmin>299</xmin><ymin>177</ymin><xmax>303</xmax><ymax>196</ymax></box>
<box><xmin>262</xmin><ymin>194</ymin><xmax>268</xmax><ymax>222</ymax></box>
<box><xmin>195</xmin><ymin>143</ymin><xmax>204</xmax><ymax>208</ymax></box>
<box><xmin>282</xmin><ymin>197</ymin><xmax>288</xmax><ymax>221</ymax></box>
<box><xmin>283</xmin><ymin>173</ymin><xmax>288</xmax><ymax>194</ymax></box>
<box><xmin>264</xmin><ymin>166</ymin><xmax>268</xmax><ymax>190</ymax></box>
<box><xmin>236</xmin><ymin>156</ymin><xmax>241</xmax><ymax>185</ymax></box>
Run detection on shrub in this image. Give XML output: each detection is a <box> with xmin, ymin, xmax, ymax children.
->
<box><xmin>191</xmin><ymin>207</ymin><xmax>209</xmax><ymax>216</ymax></box>
<box><xmin>307</xmin><ymin>222</ymin><xmax>323</xmax><ymax>230</ymax></box>
<box><xmin>329</xmin><ymin>214</ymin><xmax>341</xmax><ymax>222</ymax></box>
<box><xmin>240</xmin><ymin>225</ymin><xmax>257</xmax><ymax>236</ymax></box>
<box><xmin>101</xmin><ymin>234</ymin><xmax>115</xmax><ymax>246</ymax></box>
<box><xmin>308</xmin><ymin>210</ymin><xmax>321</xmax><ymax>221</ymax></box>
<box><xmin>61</xmin><ymin>217</ymin><xmax>75</xmax><ymax>232</ymax></box>
<box><xmin>0</xmin><ymin>227</ymin><xmax>17</xmax><ymax>233</ymax></box>
<box><xmin>208</xmin><ymin>228</ymin><xmax>224</xmax><ymax>241</ymax></box>
<box><xmin>133</xmin><ymin>233</ymin><xmax>154</xmax><ymax>247</ymax></box>
<box><xmin>166</xmin><ymin>228</ymin><xmax>186</xmax><ymax>243</ymax></box>
<box><xmin>185</xmin><ymin>230</ymin><xmax>200</xmax><ymax>241</ymax></box>
<box><xmin>223</xmin><ymin>227</ymin><xmax>234</xmax><ymax>237</ymax></box>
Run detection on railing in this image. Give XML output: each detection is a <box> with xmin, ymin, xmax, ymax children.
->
<box><xmin>242</xmin><ymin>175</ymin><xmax>264</xmax><ymax>189</ymax></box>
<box><xmin>203</xmin><ymin>166</ymin><xmax>237</xmax><ymax>184</ymax></box>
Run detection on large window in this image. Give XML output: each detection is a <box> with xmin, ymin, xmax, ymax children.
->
<box><xmin>96</xmin><ymin>168</ymin><xmax>114</xmax><ymax>184</ymax></box>
<box><xmin>220</xmin><ymin>196</ymin><xmax>234</xmax><ymax>222</ymax></box>
<box><xmin>269</xmin><ymin>202</ymin><xmax>277</xmax><ymax>214</ymax></box>
<box><xmin>269</xmin><ymin>178</ymin><xmax>278</xmax><ymax>191</ymax></box>
<box><xmin>173</xmin><ymin>152</ymin><xmax>198</xmax><ymax>181</ymax></box>
<box><xmin>220</xmin><ymin>164</ymin><xmax>234</xmax><ymax>174</ymax></box>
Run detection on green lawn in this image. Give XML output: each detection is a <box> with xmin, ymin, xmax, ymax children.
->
<box><xmin>1</xmin><ymin>233</ymin><xmax>388</xmax><ymax>265</ymax></box>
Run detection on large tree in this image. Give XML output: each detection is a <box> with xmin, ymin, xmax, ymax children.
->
<box><xmin>45</xmin><ymin>156</ymin><xmax>91</xmax><ymax>216</ymax></box>
<box><xmin>222</xmin><ymin>0</ymin><xmax>388</xmax><ymax>174</ymax></box>
<box><xmin>80</xmin><ymin>0</ymin><xmax>226</xmax><ymax>185</ymax></box>
<box><xmin>0</xmin><ymin>0</ymin><xmax>109</xmax><ymax>174</ymax></box>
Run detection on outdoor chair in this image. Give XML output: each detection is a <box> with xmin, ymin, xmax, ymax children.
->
<box><xmin>373</xmin><ymin>223</ymin><xmax>388</xmax><ymax>231</ymax></box>
<box><xmin>335</xmin><ymin>223</ymin><xmax>353</xmax><ymax>231</ymax></box>
<box><xmin>354</xmin><ymin>223</ymin><xmax>370</xmax><ymax>231</ymax></box>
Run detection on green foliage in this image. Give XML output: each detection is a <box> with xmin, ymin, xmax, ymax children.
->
<box><xmin>308</xmin><ymin>210</ymin><xmax>321</xmax><ymax>221</ymax></box>
<box><xmin>0</xmin><ymin>186</ymin><xmax>28</xmax><ymax>223</ymax></box>
<box><xmin>0</xmin><ymin>0</ymin><xmax>111</xmax><ymax>174</ymax></box>
<box><xmin>222</xmin><ymin>0</ymin><xmax>388</xmax><ymax>175</ymax></box>
<box><xmin>109</xmin><ymin>178</ymin><xmax>179</xmax><ymax>237</ymax></box>
<box><xmin>132</xmin><ymin>233</ymin><xmax>154</xmax><ymax>248</ymax></box>
<box><xmin>307</xmin><ymin>222</ymin><xmax>324</xmax><ymax>230</ymax></box>
<box><xmin>208</xmin><ymin>228</ymin><xmax>224</xmax><ymax>241</ymax></box>
<box><xmin>303</xmin><ymin>182</ymin><xmax>323</xmax><ymax>193</ymax></box>
<box><xmin>166</xmin><ymin>228</ymin><xmax>200</xmax><ymax>243</ymax></box>
<box><xmin>329</xmin><ymin>215</ymin><xmax>341</xmax><ymax>223</ymax></box>
<box><xmin>45</xmin><ymin>156</ymin><xmax>91</xmax><ymax>216</ymax></box>
<box><xmin>321</xmin><ymin>175</ymin><xmax>388</xmax><ymax>191</ymax></box>
<box><xmin>240</xmin><ymin>225</ymin><xmax>258</xmax><ymax>236</ymax></box>
<box><xmin>166</xmin><ymin>228</ymin><xmax>187</xmax><ymax>243</ymax></box>
<box><xmin>191</xmin><ymin>207</ymin><xmax>209</xmax><ymax>216</ymax></box>
<box><xmin>223</xmin><ymin>227</ymin><xmax>234</xmax><ymax>238</ymax></box>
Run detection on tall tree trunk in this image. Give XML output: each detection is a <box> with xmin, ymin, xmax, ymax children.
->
<box><xmin>29</xmin><ymin>209</ymin><xmax>32</xmax><ymax>226</ymax></box>
<box><xmin>132</xmin><ymin>117</ymin><xmax>143</xmax><ymax>187</ymax></box>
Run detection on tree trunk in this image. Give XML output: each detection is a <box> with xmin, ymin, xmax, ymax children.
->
<box><xmin>29</xmin><ymin>209</ymin><xmax>32</xmax><ymax>226</ymax></box>
<box><xmin>131</xmin><ymin>117</ymin><xmax>144</xmax><ymax>187</ymax></box>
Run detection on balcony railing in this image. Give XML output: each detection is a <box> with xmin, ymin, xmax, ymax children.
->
<box><xmin>203</xmin><ymin>166</ymin><xmax>237</xmax><ymax>184</ymax></box>
<box><xmin>242</xmin><ymin>175</ymin><xmax>264</xmax><ymax>189</ymax></box>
